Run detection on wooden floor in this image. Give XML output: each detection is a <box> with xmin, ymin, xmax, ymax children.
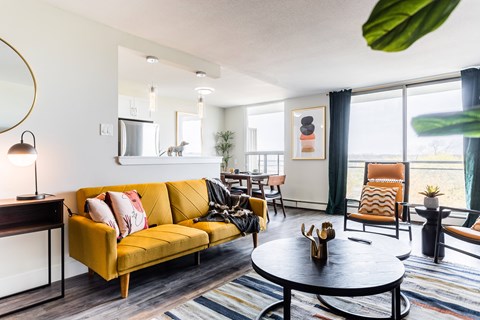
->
<box><xmin>2</xmin><ymin>207</ymin><xmax>479</xmax><ymax>319</ymax></box>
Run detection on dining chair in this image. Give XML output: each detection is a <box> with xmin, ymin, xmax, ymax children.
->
<box><xmin>434</xmin><ymin>206</ymin><xmax>480</xmax><ymax>263</ymax></box>
<box><xmin>252</xmin><ymin>175</ymin><xmax>286</xmax><ymax>221</ymax></box>
<box><xmin>344</xmin><ymin>161</ymin><xmax>412</xmax><ymax>240</ymax></box>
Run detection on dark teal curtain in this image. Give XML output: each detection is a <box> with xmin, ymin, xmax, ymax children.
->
<box><xmin>461</xmin><ymin>68</ymin><xmax>480</xmax><ymax>226</ymax></box>
<box><xmin>326</xmin><ymin>89</ymin><xmax>352</xmax><ymax>214</ymax></box>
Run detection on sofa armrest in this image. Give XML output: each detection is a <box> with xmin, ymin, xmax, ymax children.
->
<box><xmin>68</xmin><ymin>215</ymin><xmax>118</xmax><ymax>281</ymax></box>
<box><xmin>249</xmin><ymin>197</ymin><xmax>268</xmax><ymax>231</ymax></box>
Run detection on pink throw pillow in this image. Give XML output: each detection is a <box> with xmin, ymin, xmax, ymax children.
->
<box><xmin>85</xmin><ymin>194</ymin><xmax>120</xmax><ymax>238</ymax></box>
<box><xmin>106</xmin><ymin>190</ymin><xmax>148</xmax><ymax>238</ymax></box>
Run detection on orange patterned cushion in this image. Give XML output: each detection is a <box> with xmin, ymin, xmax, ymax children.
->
<box><xmin>367</xmin><ymin>181</ymin><xmax>404</xmax><ymax>218</ymax></box>
<box><xmin>359</xmin><ymin>185</ymin><xmax>398</xmax><ymax>216</ymax></box>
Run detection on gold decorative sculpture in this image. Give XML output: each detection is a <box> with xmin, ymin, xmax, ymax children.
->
<box><xmin>301</xmin><ymin>222</ymin><xmax>335</xmax><ymax>261</ymax></box>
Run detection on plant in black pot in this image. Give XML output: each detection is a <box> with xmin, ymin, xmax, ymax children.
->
<box><xmin>419</xmin><ymin>185</ymin><xmax>445</xmax><ymax>210</ymax></box>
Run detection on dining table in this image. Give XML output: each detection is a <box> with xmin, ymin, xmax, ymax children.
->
<box><xmin>220</xmin><ymin>172</ymin><xmax>270</xmax><ymax>196</ymax></box>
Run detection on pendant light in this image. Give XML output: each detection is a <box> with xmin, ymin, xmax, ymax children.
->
<box><xmin>149</xmin><ymin>85</ymin><xmax>156</xmax><ymax>112</ymax></box>
<box><xmin>146</xmin><ymin>55</ymin><xmax>158</xmax><ymax>112</ymax></box>
<box><xmin>194</xmin><ymin>71</ymin><xmax>214</xmax><ymax>119</ymax></box>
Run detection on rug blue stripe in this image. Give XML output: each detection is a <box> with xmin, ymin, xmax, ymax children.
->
<box><xmin>405</xmin><ymin>264</ymin><xmax>479</xmax><ymax>283</ymax></box>
<box><xmin>163</xmin><ymin>311</ymin><xmax>181</xmax><ymax>320</ymax></box>
<box><xmin>232</xmin><ymin>276</ymin><xmax>283</xmax><ymax>300</ymax></box>
<box><xmin>193</xmin><ymin>296</ymin><xmax>250</xmax><ymax>320</ymax></box>
<box><xmin>406</xmin><ymin>256</ymin><xmax>480</xmax><ymax>278</ymax></box>
<box><xmin>403</xmin><ymin>290</ymin><xmax>480</xmax><ymax>317</ymax></box>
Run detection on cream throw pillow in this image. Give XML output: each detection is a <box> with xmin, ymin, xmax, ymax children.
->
<box><xmin>85</xmin><ymin>194</ymin><xmax>120</xmax><ymax>238</ymax></box>
<box><xmin>358</xmin><ymin>185</ymin><xmax>399</xmax><ymax>216</ymax></box>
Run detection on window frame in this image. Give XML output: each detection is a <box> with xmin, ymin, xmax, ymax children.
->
<box><xmin>349</xmin><ymin>76</ymin><xmax>467</xmax><ymax>217</ymax></box>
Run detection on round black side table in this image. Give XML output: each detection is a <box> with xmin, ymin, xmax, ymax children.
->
<box><xmin>415</xmin><ymin>206</ymin><xmax>451</xmax><ymax>257</ymax></box>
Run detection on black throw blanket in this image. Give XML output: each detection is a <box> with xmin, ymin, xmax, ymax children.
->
<box><xmin>193</xmin><ymin>178</ymin><xmax>260</xmax><ymax>235</ymax></box>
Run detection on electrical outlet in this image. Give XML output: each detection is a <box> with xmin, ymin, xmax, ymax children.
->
<box><xmin>100</xmin><ymin>123</ymin><xmax>113</xmax><ymax>136</ymax></box>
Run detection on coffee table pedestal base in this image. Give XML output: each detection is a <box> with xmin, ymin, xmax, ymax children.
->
<box><xmin>317</xmin><ymin>289</ymin><xmax>410</xmax><ymax>320</ymax></box>
<box><xmin>255</xmin><ymin>287</ymin><xmax>291</xmax><ymax>320</ymax></box>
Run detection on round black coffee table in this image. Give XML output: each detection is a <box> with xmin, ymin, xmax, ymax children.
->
<box><xmin>338</xmin><ymin>231</ymin><xmax>412</xmax><ymax>260</ymax></box>
<box><xmin>251</xmin><ymin>238</ymin><xmax>409</xmax><ymax>320</ymax></box>
<box><xmin>415</xmin><ymin>206</ymin><xmax>451</xmax><ymax>257</ymax></box>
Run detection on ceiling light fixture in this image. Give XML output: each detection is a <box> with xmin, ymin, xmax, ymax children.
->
<box><xmin>195</xmin><ymin>87</ymin><xmax>215</xmax><ymax>95</ymax></box>
<box><xmin>146</xmin><ymin>55</ymin><xmax>159</xmax><ymax>112</ymax></box>
<box><xmin>195</xmin><ymin>87</ymin><xmax>214</xmax><ymax>119</ymax></box>
<box><xmin>197</xmin><ymin>95</ymin><xmax>205</xmax><ymax>119</ymax></box>
<box><xmin>149</xmin><ymin>86</ymin><xmax>156</xmax><ymax>112</ymax></box>
<box><xmin>196</xmin><ymin>71</ymin><xmax>206</xmax><ymax>78</ymax></box>
<box><xmin>146</xmin><ymin>56</ymin><xmax>159</xmax><ymax>64</ymax></box>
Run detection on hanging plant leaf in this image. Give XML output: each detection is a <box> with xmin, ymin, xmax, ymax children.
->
<box><xmin>363</xmin><ymin>0</ymin><xmax>460</xmax><ymax>52</ymax></box>
<box><xmin>411</xmin><ymin>107</ymin><xmax>480</xmax><ymax>137</ymax></box>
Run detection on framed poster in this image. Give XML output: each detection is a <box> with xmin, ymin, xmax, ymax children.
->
<box><xmin>291</xmin><ymin>106</ymin><xmax>326</xmax><ymax>160</ymax></box>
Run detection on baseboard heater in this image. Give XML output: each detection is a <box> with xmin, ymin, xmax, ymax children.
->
<box><xmin>283</xmin><ymin>198</ymin><xmax>327</xmax><ymax>211</ymax></box>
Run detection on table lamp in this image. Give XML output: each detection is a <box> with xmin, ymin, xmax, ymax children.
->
<box><xmin>7</xmin><ymin>130</ymin><xmax>45</xmax><ymax>200</ymax></box>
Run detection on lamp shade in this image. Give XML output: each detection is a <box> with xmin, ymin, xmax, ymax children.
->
<box><xmin>7</xmin><ymin>142</ymin><xmax>37</xmax><ymax>166</ymax></box>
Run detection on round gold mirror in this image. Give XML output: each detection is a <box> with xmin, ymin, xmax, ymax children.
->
<box><xmin>0</xmin><ymin>38</ymin><xmax>36</xmax><ymax>134</ymax></box>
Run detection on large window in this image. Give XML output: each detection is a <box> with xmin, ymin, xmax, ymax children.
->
<box><xmin>347</xmin><ymin>80</ymin><xmax>465</xmax><ymax>208</ymax></box>
<box><xmin>245</xmin><ymin>103</ymin><xmax>284</xmax><ymax>174</ymax></box>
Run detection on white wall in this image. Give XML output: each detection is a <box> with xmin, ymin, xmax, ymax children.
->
<box><xmin>284</xmin><ymin>93</ymin><xmax>330</xmax><ymax>209</ymax></box>
<box><xmin>225</xmin><ymin>93</ymin><xmax>330</xmax><ymax>210</ymax></box>
<box><xmin>0</xmin><ymin>0</ymin><xmax>224</xmax><ymax>296</ymax></box>
<box><xmin>224</xmin><ymin>106</ymin><xmax>246</xmax><ymax>170</ymax></box>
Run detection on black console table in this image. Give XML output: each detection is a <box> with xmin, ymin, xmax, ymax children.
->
<box><xmin>0</xmin><ymin>197</ymin><xmax>64</xmax><ymax>316</ymax></box>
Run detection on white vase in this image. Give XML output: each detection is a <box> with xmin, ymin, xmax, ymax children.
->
<box><xmin>424</xmin><ymin>197</ymin><xmax>439</xmax><ymax>209</ymax></box>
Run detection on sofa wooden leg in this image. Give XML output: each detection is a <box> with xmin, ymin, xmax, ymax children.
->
<box><xmin>88</xmin><ymin>268</ymin><xmax>94</xmax><ymax>279</ymax></box>
<box><xmin>120</xmin><ymin>273</ymin><xmax>130</xmax><ymax>298</ymax></box>
<box><xmin>194</xmin><ymin>251</ymin><xmax>200</xmax><ymax>265</ymax></box>
<box><xmin>252</xmin><ymin>233</ymin><xmax>258</xmax><ymax>248</ymax></box>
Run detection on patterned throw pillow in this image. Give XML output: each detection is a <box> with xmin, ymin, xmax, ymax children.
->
<box><xmin>472</xmin><ymin>216</ymin><xmax>480</xmax><ymax>232</ymax></box>
<box><xmin>85</xmin><ymin>194</ymin><xmax>120</xmax><ymax>238</ymax></box>
<box><xmin>106</xmin><ymin>190</ymin><xmax>148</xmax><ymax>239</ymax></box>
<box><xmin>358</xmin><ymin>185</ymin><xmax>399</xmax><ymax>216</ymax></box>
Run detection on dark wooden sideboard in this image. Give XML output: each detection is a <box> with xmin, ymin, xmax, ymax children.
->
<box><xmin>0</xmin><ymin>197</ymin><xmax>64</xmax><ymax>316</ymax></box>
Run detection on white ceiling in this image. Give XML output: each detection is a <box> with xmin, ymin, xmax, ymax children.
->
<box><xmin>44</xmin><ymin>0</ymin><xmax>480</xmax><ymax>107</ymax></box>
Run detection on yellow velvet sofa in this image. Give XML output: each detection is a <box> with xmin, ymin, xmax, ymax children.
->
<box><xmin>68</xmin><ymin>179</ymin><xmax>267</xmax><ymax>298</ymax></box>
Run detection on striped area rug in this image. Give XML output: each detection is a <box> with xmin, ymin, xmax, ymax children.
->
<box><xmin>160</xmin><ymin>256</ymin><xmax>480</xmax><ymax>319</ymax></box>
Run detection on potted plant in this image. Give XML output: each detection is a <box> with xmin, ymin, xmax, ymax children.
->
<box><xmin>419</xmin><ymin>185</ymin><xmax>444</xmax><ymax>209</ymax></box>
<box><xmin>215</xmin><ymin>130</ymin><xmax>235</xmax><ymax>172</ymax></box>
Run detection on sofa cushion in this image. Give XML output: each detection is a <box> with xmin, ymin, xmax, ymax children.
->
<box><xmin>77</xmin><ymin>183</ymin><xmax>173</xmax><ymax>226</ymax></box>
<box><xmin>178</xmin><ymin>219</ymin><xmax>241</xmax><ymax>244</ymax></box>
<box><xmin>117</xmin><ymin>224</ymin><xmax>209</xmax><ymax>272</ymax></box>
<box><xmin>166</xmin><ymin>180</ymin><xmax>210</xmax><ymax>223</ymax></box>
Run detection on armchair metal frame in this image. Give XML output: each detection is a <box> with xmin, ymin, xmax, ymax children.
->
<box><xmin>434</xmin><ymin>206</ymin><xmax>480</xmax><ymax>263</ymax></box>
<box><xmin>344</xmin><ymin>161</ymin><xmax>412</xmax><ymax>240</ymax></box>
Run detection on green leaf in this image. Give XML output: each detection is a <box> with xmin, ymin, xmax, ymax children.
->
<box><xmin>411</xmin><ymin>107</ymin><xmax>480</xmax><ymax>137</ymax></box>
<box><xmin>363</xmin><ymin>0</ymin><xmax>460</xmax><ymax>52</ymax></box>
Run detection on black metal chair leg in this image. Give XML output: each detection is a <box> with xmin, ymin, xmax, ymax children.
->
<box><xmin>279</xmin><ymin>198</ymin><xmax>286</xmax><ymax>217</ymax></box>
